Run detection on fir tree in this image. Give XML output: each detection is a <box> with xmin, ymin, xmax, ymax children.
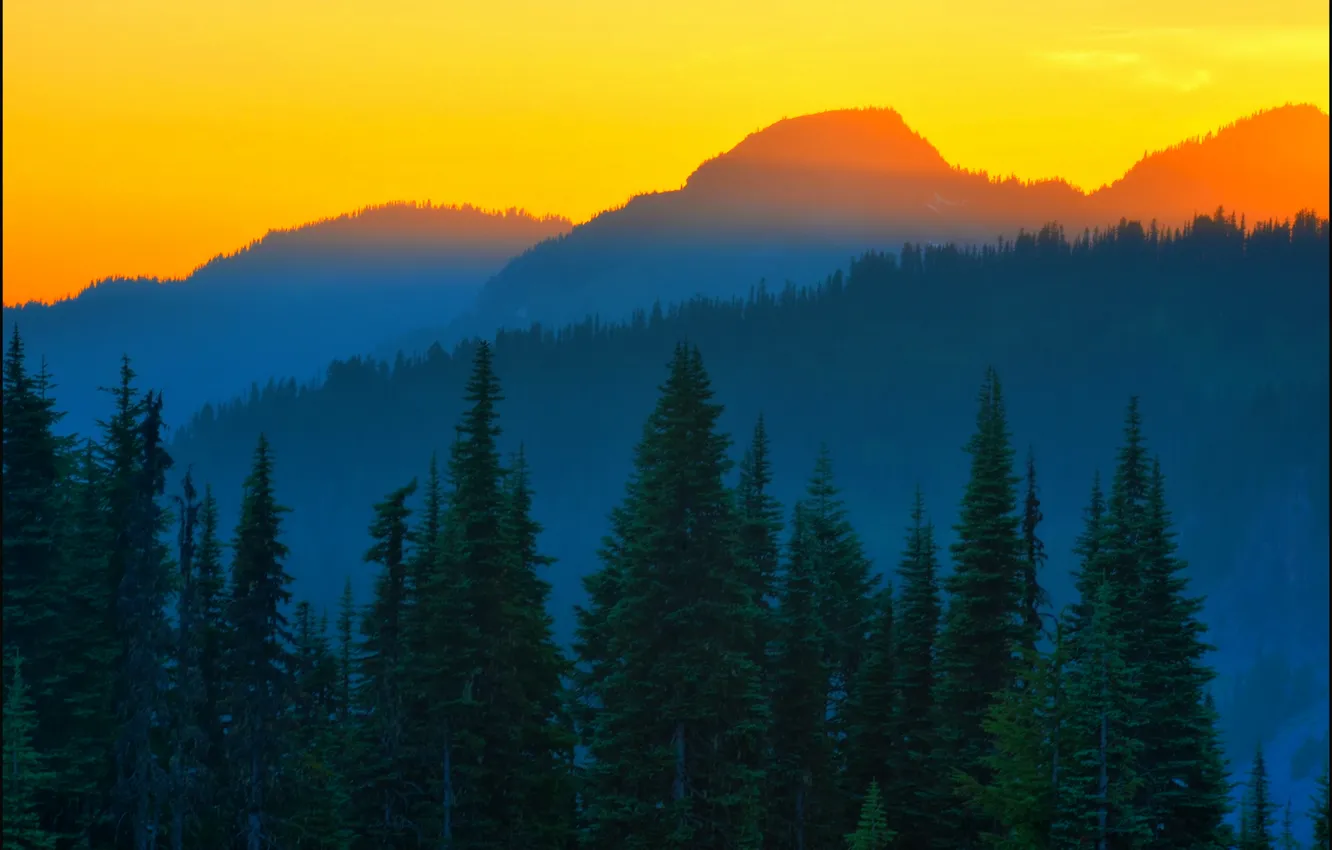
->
<box><xmin>1137</xmin><ymin>456</ymin><xmax>1232</xmax><ymax>847</ymax></box>
<box><xmin>735</xmin><ymin>414</ymin><xmax>784</xmax><ymax>672</ymax></box>
<box><xmin>845</xmin><ymin>780</ymin><xmax>894</xmax><ymax>850</ymax></box>
<box><xmin>335</xmin><ymin>577</ymin><xmax>356</xmax><ymax>724</ymax></box>
<box><xmin>3</xmin><ymin>653</ymin><xmax>58</xmax><ymax>849</ymax></box>
<box><xmin>1051</xmin><ymin>477</ymin><xmax>1151</xmax><ymax>849</ymax></box>
<box><xmin>1311</xmin><ymin>763</ymin><xmax>1330</xmax><ymax>850</ymax></box>
<box><xmin>933</xmin><ymin>368</ymin><xmax>1024</xmax><ymax>845</ymax></box>
<box><xmin>1278</xmin><ymin>800</ymin><xmax>1299</xmax><ymax>850</ymax></box>
<box><xmin>227</xmin><ymin>434</ymin><xmax>295</xmax><ymax>850</ymax></box>
<box><xmin>768</xmin><ymin>503</ymin><xmax>837</xmax><ymax>850</ymax></box>
<box><xmin>575</xmin><ymin>344</ymin><xmax>767</xmax><ymax>850</ymax></box>
<box><xmin>168</xmin><ymin>470</ymin><xmax>206</xmax><ymax>850</ymax></box>
<box><xmin>1243</xmin><ymin>746</ymin><xmax>1276</xmax><ymax>850</ymax></box>
<box><xmin>1017</xmin><ymin>449</ymin><xmax>1048</xmax><ymax>658</ymax></box>
<box><xmin>192</xmin><ymin>483</ymin><xmax>231</xmax><ymax>841</ymax></box>
<box><xmin>891</xmin><ymin>488</ymin><xmax>944</xmax><ymax>849</ymax></box>
<box><xmin>353</xmin><ymin>479</ymin><xmax>418</xmax><ymax>845</ymax></box>
<box><xmin>843</xmin><ymin>583</ymin><xmax>899</xmax><ymax>832</ymax></box>
<box><xmin>494</xmin><ymin>446</ymin><xmax>578</xmax><ymax>847</ymax></box>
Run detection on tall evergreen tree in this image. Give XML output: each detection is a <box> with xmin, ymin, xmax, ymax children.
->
<box><xmin>227</xmin><ymin>435</ymin><xmax>295</xmax><ymax>850</ymax></box>
<box><xmin>1052</xmin><ymin>477</ymin><xmax>1151</xmax><ymax>849</ymax></box>
<box><xmin>802</xmin><ymin>446</ymin><xmax>875</xmax><ymax>726</ymax></box>
<box><xmin>1017</xmin><ymin>449</ymin><xmax>1048</xmax><ymax>658</ymax></box>
<box><xmin>1311</xmin><ymin>763</ymin><xmax>1330</xmax><ymax>850</ymax></box>
<box><xmin>843</xmin><ymin>583</ymin><xmax>899</xmax><ymax>831</ymax></box>
<box><xmin>353</xmin><ymin>479</ymin><xmax>418</xmax><ymax>846</ymax></box>
<box><xmin>1278</xmin><ymin>800</ymin><xmax>1298</xmax><ymax>850</ymax></box>
<box><xmin>1137</xmin><ymin>456</ymin><xmax>1232</xmax><ymax>847</ymax></box>
<box><xmin>3</xmin><ymin>653</ymin><xmax>58</xmax><ymax>849</ymax></box>
<box><xmin>892</xmin><ymin>488</ymin><xmax>944</xmax><ymax>849</ymax></box>
<box><xmin>575</xmin><ymin>344</ymin><xmax>767</xmax><ymax>850</ymax></box>
<box><xmin>496</xmin><ymin>446</ymin><xmax>578</xmax><ymax>847</ymax></box>
<box><xmin>933</xmin><ymin>368</ymin><xmax>1024</xmax><ymax>846</ymax></box>
<box><xmin>735</xmin><ymin>415</ymin><xmax>784</xmax><ymax>670</ymax></box>
<box><xmin>168</xmin><ymin>470</ymin><xmax>206</xmax><ymax>850</ymax></box>
<box><xmin>768</xmin><ymin>504</ymin><xmax>837</xmax><ymax>850</ymax></box>
<box><xmin>109</xmin><ymin>388</ymin><xmax>176</xmax><ymax>850</ymax></box>
<box><xmin>1242</xmin><ymin>746</ymin><xmax>1276</xmax><ymax>850</ymax></box>
<box><xmin>844</xmin><ymin>780</ymin><xmax>894</xmax><ymax>850</ymax></box>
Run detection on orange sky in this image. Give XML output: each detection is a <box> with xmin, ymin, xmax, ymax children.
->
<box><xmin>3</xmin><ymin>0</ymin><xmax>1328</xmax><ymax>306</ymax></box>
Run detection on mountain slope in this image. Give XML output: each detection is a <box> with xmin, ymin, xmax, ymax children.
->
<box><xmin>2</xmin><ymin>203</ymin><xmax>572</xmax><ymax>436</ymax></box>
<box><xmin>456</xmin><ymin>105</ymin><xmax>1329</xmax><ymax>341</ymax></box>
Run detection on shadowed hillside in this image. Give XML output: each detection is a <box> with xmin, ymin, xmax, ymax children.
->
<box><xmin>450</xmin><ymin>105</ymin><xmax>1329</xmax><ymax>344</ymax></box>
<box><xmin>2</xmin><ymin>203</ymin><xmax>572</xmax><ymax>436</ymax></box>
<box><xmin>154</xmin><ymin>211</ymin><xmax>1329</xmax><ymax>831</ymax></box>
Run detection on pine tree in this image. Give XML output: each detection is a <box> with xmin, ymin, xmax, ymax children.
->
<box><xmin>1137</xmin><ymin>456</ymin><xmax>1232</xmax><ymax>847</ymax></box>
<box><xmin>802</xmin><ymin>445</ymin><xmax>875</xmax><ymax>727</ymax></box>
<box><xmin>1017</xmin><ymin>449</ymin><xmax>1048</xmax><ymax>659</ymax></box>
<box><xmin>768</xmin><ymin>503</ymin><xmax>837</xmax><ymax>850</ymax></box>
<box><xmin>575</xmin><ymin>344</ymin><xmax>767</xmax><ymax>850</ymax></box>
<box><xmin>168</xmin><ymin>470</ymin><xmax>206</xmax><ymax>850</ymax></box>
<box><xmin>843</xmin><ymin>583</ymin><xmax>899</xmax><ymax>832</ymax></box>
<box><xmin>891</xmin><ymin>488</ymin><xmax>944</xmax><ymax>849</ymax></box>
<box><xmin>353</xmin><ymin>479</ymin><xmax>418</xmax><ymax>845</ymax></box>
<box><xmin>1243</xmin><ymin>746</ymin><xmax>1276</xmax><ymax>850</ymax></box>
<box><xmin>735</xmin><ymin>414</ymin><xmax>784</xmax><ymax>672</ymax></box>
<box><xmin>3</xmin><ymin>653</ymin><xmax>58</xmax><ymax>849</ymax></box>
<box><xmin>1311</xmin><ymin>763</ymin><xmax>1330</xmax><ymax>850</ymax></box>
<box><xmin>227</xmin><ymin>434</ymin><xmax>295</xmax><ymax>850</ymax></box>
<box><xmin>1278</xmin><ymin>800</ymin><xmax>1299</xmax><ymax>850</ymax></box>
<box><xmin>933</xmin><ymin>368</ymin><xmax>1024</xmax><ymax>846</ymax></box>
<box><xmin>1051</xmin><ymin>477</ymin><xmax>1151</xmax><ymax>849</ymax></box>
<box><xmin>335</xmin><ymin>577</ymin><xmax>356</xmax><ymax>724</ymax></box>
<box><xmin>109</xmin><ymin>387</ymin><xmax>176</xmax><ymax>850</ymax></box>
<box><xmin>1</xmin><ymin>328</ymin><xmax>67</xmax><ymax>756</ymax></box>
<box><xmin>845</xmin><ymin>780</ymin><xmax>894</xmax><ymax>850</ymax></box>
<box><xmin>186</xmin><ymin>483</ymin><xmax>233</xmax><ymax>846</ymax></box>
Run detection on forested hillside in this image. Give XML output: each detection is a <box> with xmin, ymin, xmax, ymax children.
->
<box><xmin>1</xmin><ymin>203</ymin><xmax>571</xmax><ymax>438</ymax></box>
<box><xmin>5</xmin><ymin>315</ymin><xmax>1330</xmax><ymax>847</ymax></box>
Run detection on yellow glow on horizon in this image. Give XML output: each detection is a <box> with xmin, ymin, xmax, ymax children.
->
<box><xmin>3</xmin><ymin>0</ymin><xmax>1328</xmax><ymax>305</ymax></box>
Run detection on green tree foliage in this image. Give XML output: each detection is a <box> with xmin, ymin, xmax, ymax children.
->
<box><xmin>1311</xmin><ymin>763</ymin><xmax>1330</xmax><ymax>850</ymax></box>
<box><xmin>767</xmin><ymin>503</ymin><xmax>837</xmax><ymax>850</ymax></box>
<box><xmin>1242</xmin><ymin>745</ymin><xmax>1276</xmax><ymax>850</ymax></box>
<box><xmin>843</xmin><ymin>584</ymin><xmax>898</xmax><ymax>832</ymax></box>
<box><xmin>845</xmin><ymin>780</ymin><xmax>894</xmax><ymax>850</ymax></box>
<box><xmin>3</xmin><ymin>653</ymin><xmax>58</xmax><ymax>849</ymax></box>
<box><xmin>227</xmin><ymin>434</ymin><xmax>295</xmax><ymax>850</ymax></box>
<box><xmin>933</xmin><ymin>368</ymin><xmax>1024</xmax><ymax>844</ymax></box>
<box><xmin>890</xmin><ymin>489</ymin><xmax>944</xmax><ymax>849</ymax></box>
<box><xmin>1017</xmin><ymin>449</ymin><xmax>1048</xmax><ymax>659</ymax></box>
<box><xmin>575</xmin><ymin>344</ymin><xmax>767</xmax><ymax>850</ymax></box>
<box><xmin>734</xmin><ymin>415</ymin><xmax>784</xmax><ymax>684</ymax></box>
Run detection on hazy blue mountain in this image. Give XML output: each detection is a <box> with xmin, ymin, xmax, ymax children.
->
<box><xmin>423</xmin><ymin>105</ymin><xmax>1328</xmax><ymax>347</ymax></box>
<box><xmin>2</xmin><ymin>203</ymin><xmax>571</xmax><ymax>436</ymax></box>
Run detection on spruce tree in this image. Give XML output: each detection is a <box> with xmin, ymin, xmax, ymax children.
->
<box><xmin>892</xmin><ymin>488</ymin><xmax>944</xmax><ymax>849</ymax></box>
<box><xmin>353</xmin><ymin>479</ymin><xmax>418</xmax><ymax>845</ymax></box>
<box><xmin>1279</xmin><ymin>800</ymin><xmax>1299</xmax><ymax>850</ymax></box>
<box><xmin>168</xmin><ymin>470</ymin><xmax>206</xmax><ymax>850</ymax></box>
<box><xmin>3</xmin><ymin>653</ymin><xmax>58</xmax><ymax>849</ymax></box>
<box><xmin>735</xmin><ymin>414</ymin><xmax>784</xmax><ymax>672</ymax></box>
<box><xmin>845</xmin><ymin>780</ymin><xmax>894</xmax><ymax>850</ymax></box>
<box><xmin>1243</xmin><ymin>746</ymin><xmax>1276</xmax><ymax>850</ymax></box>
<box><xmin>1017</xmin><ymin>449</ymin><xmax>1048</xmax><ymax>658</ymax></box>
<box><xmin>1</xmin><ymin>327</ymin><xmax>67</xmax><ymax>777</ymax></box>
<box><xmin>1133</xmin><ymin>456</ymin><xmax>1232</xmax><ymax>846</ymax></box>
<box><xmin>1051</xmin><ymin>477</ymin><xmax>1151</xmax><ymax>848</ymax></box>
<box><xmin>768</xmin><ymin>503</ymin><xmax>837</xmax><ymax>850</ymax></box>
<box><xmin>843</xmin><ymin>583</ymin><xmax>899</xmax><ymax>832</ymax></box>
<box><xmin>1311</xmin><ymin>763</ymin><xmax>1330</xmax><ymax>850</ymax></box>
<box><xmin>575</xmin><ymin>344</ymin><xmax>767</xmax><ymax>850</ymax></box>
<box><xmin>192</xmin><ymin>483</ymin><xmax>231</xmax><ymax>842</ymax></box>
<box><xmin>227</xmin><ymin>434</ymin><xmax>295</xmax><ymax>850</ymax></box>
<box><xmin>802</xmin><ymin>445</ymin><xmax>875</xmax><ymax>726</ymax></box>
<box><xmin>933</xmin><ymin>368</ymin><xmax>1024</xmax><ymax>846</ymax></box>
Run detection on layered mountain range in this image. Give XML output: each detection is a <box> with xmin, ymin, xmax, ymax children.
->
<box><xmin>3</xmin><ymin>103</ymin><xmax>1327</xmax><ymax>436</ymax></box>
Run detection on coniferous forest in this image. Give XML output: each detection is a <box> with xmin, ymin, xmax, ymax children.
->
<box><xmin>5</xmin><ymin>216</ymin><xmax>1331</xmax><ymax>849</ymax></box>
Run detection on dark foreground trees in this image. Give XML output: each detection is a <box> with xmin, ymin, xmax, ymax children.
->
<box><xmin>6</xmin><ymin>323</ymin><xmax>1316</xmax><ymax>848</ymax></box>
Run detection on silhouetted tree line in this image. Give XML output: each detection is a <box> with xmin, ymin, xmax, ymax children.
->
<box><xmin>6</xmin><ymin>314</ymin><xmax>1330</xmax><ymax>848</ymax></box>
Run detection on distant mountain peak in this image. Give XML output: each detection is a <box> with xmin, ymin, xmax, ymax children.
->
<box><xmin>688</xmin><ymin>107</ymin><xmax>952</xmax><ymax>184</ymax></box>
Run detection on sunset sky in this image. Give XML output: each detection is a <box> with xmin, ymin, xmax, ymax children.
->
<box><xmin>3</xmin><ymin>0</ymin><xmax>1328</xmax><ymax>305</ymax></box>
